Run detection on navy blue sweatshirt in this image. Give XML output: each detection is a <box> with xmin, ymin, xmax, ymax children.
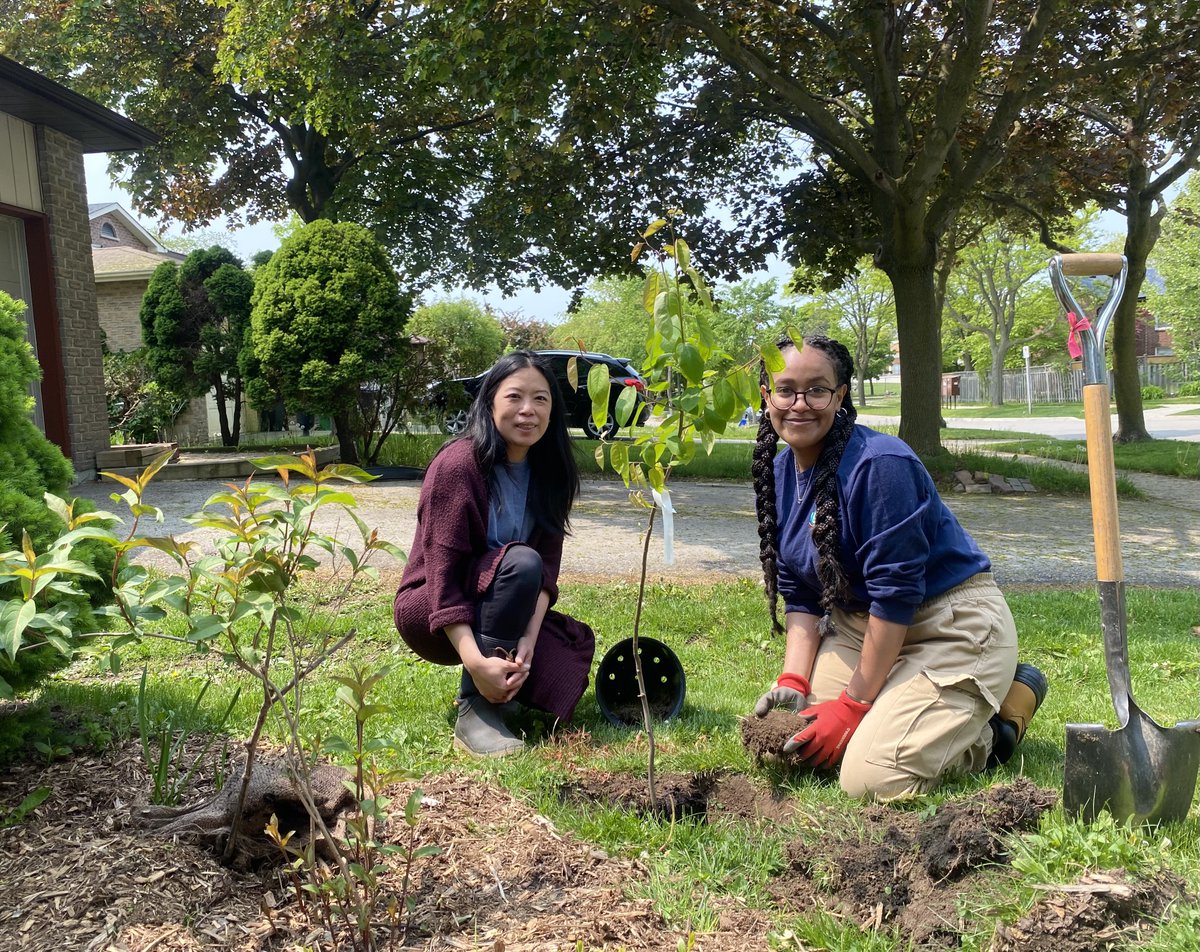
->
<box><xmin>774</xmin><ymin>425</ymin><xmax>990</xmax><ymax>626</ymax></box>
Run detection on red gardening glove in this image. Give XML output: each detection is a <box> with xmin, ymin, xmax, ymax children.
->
<box><xmin>784</xmin><ymin>690</ymin><xmax>872</xmax><ymax>769</ymax></box>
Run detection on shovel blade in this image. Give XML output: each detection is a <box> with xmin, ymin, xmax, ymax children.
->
<box><xmin>1064</xmin><ymin>713</ymin><xmax>1200</xmax><ymax>825</ymax></box>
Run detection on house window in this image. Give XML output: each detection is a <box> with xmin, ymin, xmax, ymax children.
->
<box><xmin>0</xmin><ymin>214</ymin><xmax>44</xmax><ymax>432</ymax></box>
<box><xmin>100</xmin><ymin>221</ymin><xmax>117</xmax><ymax>240</ymax></box>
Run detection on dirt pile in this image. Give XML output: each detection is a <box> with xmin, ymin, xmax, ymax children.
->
<box><xmin>771</xmin><ymin>779</ymin><xmax>1060</xmax><ymax>948</ymax></box>
<box><xmin>1</xmin><ymin>741</ymin><xmax>1190</xmax><ymax>951</ymax></box>
<box><xmin>0</xmin><ymin>745</ymin><xmax>768</xmax><ymax>950</ymax></box>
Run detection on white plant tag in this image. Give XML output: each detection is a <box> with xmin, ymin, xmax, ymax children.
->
<box><xmin>651</xmin><ymin>487</ymin><xmax>676</xmax><ymax>565</ymax></box>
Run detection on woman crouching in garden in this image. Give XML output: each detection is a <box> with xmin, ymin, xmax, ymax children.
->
<box><xmin>750</xmin><ymin>335</ymin><xmax>1047</xmax><ymax>799</ymax></box>
<box><xmin>394</xmin><ymin>351</ymin><xmax>594</xmax><ymax>757</ymax></box>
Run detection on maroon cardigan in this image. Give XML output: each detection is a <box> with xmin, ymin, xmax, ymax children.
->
<box><xmin>393</xmin><ymin>439</ymin><xmax>594</xmax><ymax>720</ymax></box>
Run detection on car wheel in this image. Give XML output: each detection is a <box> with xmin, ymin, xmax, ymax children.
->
<box><xmin>583</xmin><ymin>410</ymin><xmax>618</xmax><ymax>440</ymax></box>
<box><xmin>442</xmin><ymin>408</ymin><xmax>469</xmax><ymax>435</ymax></box>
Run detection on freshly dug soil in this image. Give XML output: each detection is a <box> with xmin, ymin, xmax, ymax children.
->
<box><xmin>771</xmin><ymin>778</ymin><xmax>1062</xmax><ymax>948</ymax></box>
<box><xmin>561</xmin><ymin>770</ymin><xmax>719</xmax><ymax>820</ymax></box>
<box><xmin>0</xmin><ymin>742</ymin><xmax>768</xmax><ymax>950</ymax></box>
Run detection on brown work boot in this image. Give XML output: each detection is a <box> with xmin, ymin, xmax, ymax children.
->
<box><xmin>453</xmin><ymin>695</ymin><xmax>525</xmax><ymax>758</ymax></box>
<box><xmin>987</xmin><ymin>663</ymin><xmax>1049</xmax><ymax>768</ymax></box>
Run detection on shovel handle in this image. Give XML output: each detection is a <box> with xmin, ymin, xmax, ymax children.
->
<box><xmin>1084</xmin><ymin>384</ymin><xmax>1122</xmax><ymax>582</ymax></box>
<box><xmin>1059</xmin><ymin>253</ymin><xmax>1125</xmax><ymax>277</ymax></box>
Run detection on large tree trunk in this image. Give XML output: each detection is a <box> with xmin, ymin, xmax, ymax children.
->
<box><xmin>879</xmin><ymin>224</ymin><xmax>944</xmax><ymax>458</ymax></box>
<box><xmin>213</xmin><ymin>376</ymin><xmax>234</xmax><ymax>447</ymax></box>
<box><xmin>891</xmin><ymin>269</ymin><xmax>945</xmax><ymax>456</ymax></box>
<box><xmin>1112</xmin><ymin>183</ymin><xmax>1158</xmax><ymax>443</ymax></box>
<box><xmin>230</xmin><ymin>379</ymin><xmax>242</xmax><ymax>445</ymax></box>
<box><xmin>1110</xmin><ymin>269</ymin><xmax>1150</xmax><ymax>443</ymax></box>
<box><xmin>333</xmin><ymin>410</ymin><xmax>359</xmax><ymax>464</ymax></box>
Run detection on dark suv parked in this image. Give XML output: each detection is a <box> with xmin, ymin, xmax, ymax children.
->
<box><xmin>433</xmin><ymin>350</ymin><xmax>649</xmax><ymax>438</ymax></box>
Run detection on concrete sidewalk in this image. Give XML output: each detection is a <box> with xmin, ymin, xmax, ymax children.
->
<box><xmin>858</xmin><ymin>403</ymin><xmax>1200</xmax><ymax>442</ymax></box>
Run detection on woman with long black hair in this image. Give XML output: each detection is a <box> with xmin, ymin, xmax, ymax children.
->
<box><xmin>750</xmin><ymin>335</ymin><xmax>1047</xmax><ymax>798</ymax></box>
<box><xmin>394</xmin><ymin>351</ymin><xmax>594</xmax><ymax>757</ymax></box>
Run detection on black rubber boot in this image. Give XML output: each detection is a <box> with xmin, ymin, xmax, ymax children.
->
<box><xmin>453</xmin><ymin>695</ymin><xmax>525</xmax><ymax>758</ymax></box>
<box><xmin>987</xmin><ymin>663</ymin><xmax>1049</xmax><ymax>768</ymax></box>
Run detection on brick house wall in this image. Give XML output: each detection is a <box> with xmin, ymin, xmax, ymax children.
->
<box><xmin>96</xmin><ymin>278</ymin><xmax>147</xmax><ymax>352</ymax></box>
<box><xmin>90</xmin><ymin>212</ymin><xmax>149</xmax><ymax>249</ymax></box>
<box><xmin>36</xmin><ymin>126</ymin><xmax>107</xmax><ymax>477</ymax></box>
<box><xmin>170</xmin><ymin>395</ymin><xmax>212</xmax><ymax>444</ymax></box>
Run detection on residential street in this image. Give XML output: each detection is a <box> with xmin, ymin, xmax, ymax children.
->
<box><xmin>72</xmin><ymin>460</ymin><xmax>1200</xmax><ymax>592</ymax></box>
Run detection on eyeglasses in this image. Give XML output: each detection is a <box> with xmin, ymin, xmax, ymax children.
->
<box><xmin>767</xmin><ymin>386</ymin><xmax>837</xmax><ymax>411</ymax></box>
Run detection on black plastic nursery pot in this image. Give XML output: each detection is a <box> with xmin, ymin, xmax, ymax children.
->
<box><xmin>361</xmin><ymin>465</ymin><xmax>425</xmax><ymax>481</ymax></box>
<box><xmin>595</xmin><ymin>636</ymin><xmax>686</xmax><ymax>727</ymax></box>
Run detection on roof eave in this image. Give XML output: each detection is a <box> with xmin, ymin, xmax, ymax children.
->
<box><xmin>0</xmin><ymin>55</ymin><xmax>159</xmax><ymax>152</ymax></box>
<box><xmin>94</xmin><ymin>268</ymin><xmax>158</xmax><ymax>282</ymax></box>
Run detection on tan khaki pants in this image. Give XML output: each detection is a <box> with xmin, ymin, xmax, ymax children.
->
<box><xmin>808</xmin><ymin>573</ymin><xmax>1018</xmax><ymax>801</ymax></box>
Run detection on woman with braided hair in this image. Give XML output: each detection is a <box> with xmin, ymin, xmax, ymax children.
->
<box><xmin>750</xmin><ymin>335</ymin><xmax>1047</xmax><ymax>799</ymax></box>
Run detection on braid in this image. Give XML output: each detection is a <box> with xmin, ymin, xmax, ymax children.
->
<box><xmin>800</xmin><ymin>336</ymin><xmax>858</xmax><ymax>631</ymax></box>
<box><xmin>752</xmin><ymin>400</ymin><xmax>784</xmax><ymax>635</ymax></box>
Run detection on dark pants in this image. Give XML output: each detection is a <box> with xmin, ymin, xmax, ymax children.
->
<box><xmin>460</xmin><ymin>545</ymin><xmax>543</xmax><ymax>699</ymax></box>
<box><xmin>394</xmin><ymin>542</ymin><xmax>596</xmax><ymax>722</ymax></box>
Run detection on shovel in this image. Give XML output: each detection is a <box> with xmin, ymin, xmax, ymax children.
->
<box><xmin>1049</xmin><ymin>252</ymin><xmax>1200</xmax><ymax>825</ymax></box>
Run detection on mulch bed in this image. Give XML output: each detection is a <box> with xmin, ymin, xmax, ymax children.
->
<box><xmin>0</xmin><ymin>739</ymin><xmax>1190</xmax><ymax>951</ymax></box>
<box><xmin>0</xmin><ymin>742</ymin><xmax>768</xmax><ymax>950</ymax></box>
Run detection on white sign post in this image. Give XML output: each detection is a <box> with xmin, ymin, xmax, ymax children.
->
<box><xmin>1023</xmin><ymin>345</ymin><xmax>1033</xmax><ymax>415</ymax></box>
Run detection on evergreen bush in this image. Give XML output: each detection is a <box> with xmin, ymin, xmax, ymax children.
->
<box><xmin>0</xmin><ymin>292</ymin><xmax>114</xmax><ymax>695</ymax></box>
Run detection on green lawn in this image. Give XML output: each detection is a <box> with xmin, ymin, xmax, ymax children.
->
<box><xmin>23</xmin><ymin>580</ymin><xmax>1200</xmax><ymax>949</ymax></box>
<box><xmin>940</xmin><ymin>395</ymin><xmax>1200</xmax><ymax>420</ymax></box>
<box><xmin>986</xmin><ymin>437</ymin><xmax>1199</xmax><ymax>479</ymax></box>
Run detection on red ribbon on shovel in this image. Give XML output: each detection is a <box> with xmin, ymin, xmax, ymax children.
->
<box><xmin>1067</xmin><ymin>311</ymin><xmax>1092</xmax><ymax>360</ymax></box>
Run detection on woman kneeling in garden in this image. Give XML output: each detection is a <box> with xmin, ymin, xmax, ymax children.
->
<box><xmin>751</xmin><ymin>335</ymin><xmax>1047</xmax><ymax>799</ymax></box>
<box><xmin>393</xmin><ymin>351</ymin><xmax>594</xmax><ymax>757</ymax></box>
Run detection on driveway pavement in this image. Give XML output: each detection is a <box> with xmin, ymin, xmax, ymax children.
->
<box><xmin>72</xmin><ymin>465</ymin><xmax>1200</xmax><ymax>591</ymax></box>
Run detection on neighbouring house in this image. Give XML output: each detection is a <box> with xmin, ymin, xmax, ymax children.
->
<box><xmin>0</xmin><ymin>54</ymin><xmax>157</xmax><ymax>478</ymax></box>
<box><xmin>89</xmin><ymin>202</ymin><xmax>215</xmax><ymax>443</ymax></box>
<box><xmin>90</xmin><ymin>202</ymin><xmax>184</xmax><ymax>352</ymax></box>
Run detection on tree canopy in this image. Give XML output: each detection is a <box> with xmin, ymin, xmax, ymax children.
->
<box><xmin>553</xmin><ymin>277</ymin><xmax>650</xmax><ymax>365</ymax></box>
<box><xmin>942</xmin><ymin>227</ymin><xmax>1061</xmax><ymax>405</ymax></box>
<box><xmin>623</xmin><ymin>0</ymin><xmax>1176</xmax><ymax>454</ymax></box>
<box><xmin>139</xmin><ymin>246</ymin><xmax>254</xmax><ymax>445</ymax></box>
<box><xmin>405</xmin><ymin>299</ymin><xmax>505</xmax><ymax>381</ymax></box>
<box><xmin>247</xmin><ymin>220</ymin><xmax>412</xmax><ymax>464</ymax></box>
<box><xmin>1147</xmin><ymin>174</ymin><xmax>1200</xmax><ymax>367</ymax></box>
<box><xmin>0</xmin><ymin>0</ymin><xmax>758</xmax><ymax>292</ymax></box>
<box><xmin>1034</xmin><ymin>1</ymin><xmax>1200</xmax><ymax>440</ymax></box>
<box><xmin>794</xmin><ymin>264</ymin><xmax>897</xmax><ymax>408</ymax></box>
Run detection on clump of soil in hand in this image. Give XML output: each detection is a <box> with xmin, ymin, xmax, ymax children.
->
<box><xmin>740</xmin><ymin>710</ymin><xmax>811</xmax><ymax>765</ymax></box>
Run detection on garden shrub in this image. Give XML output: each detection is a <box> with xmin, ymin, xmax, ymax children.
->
<box><xmin>0</xmin><ymin>292</ymin><xmax>114</xmax><ymax>695</ymax></box>
<box><xmin>1178</xmin><ymin>381</ymin><xmax>1200</xmax><ymax>398</ymax></box>
<box><xmin>1140</xmin><ymin>384</ymin><xmax>1165</xmax><ymax>401</ymax></box>
<box><xmin>104</xmin><ymin>346</ymin><xmax>181</xmax><ymax>443</ymax></box>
